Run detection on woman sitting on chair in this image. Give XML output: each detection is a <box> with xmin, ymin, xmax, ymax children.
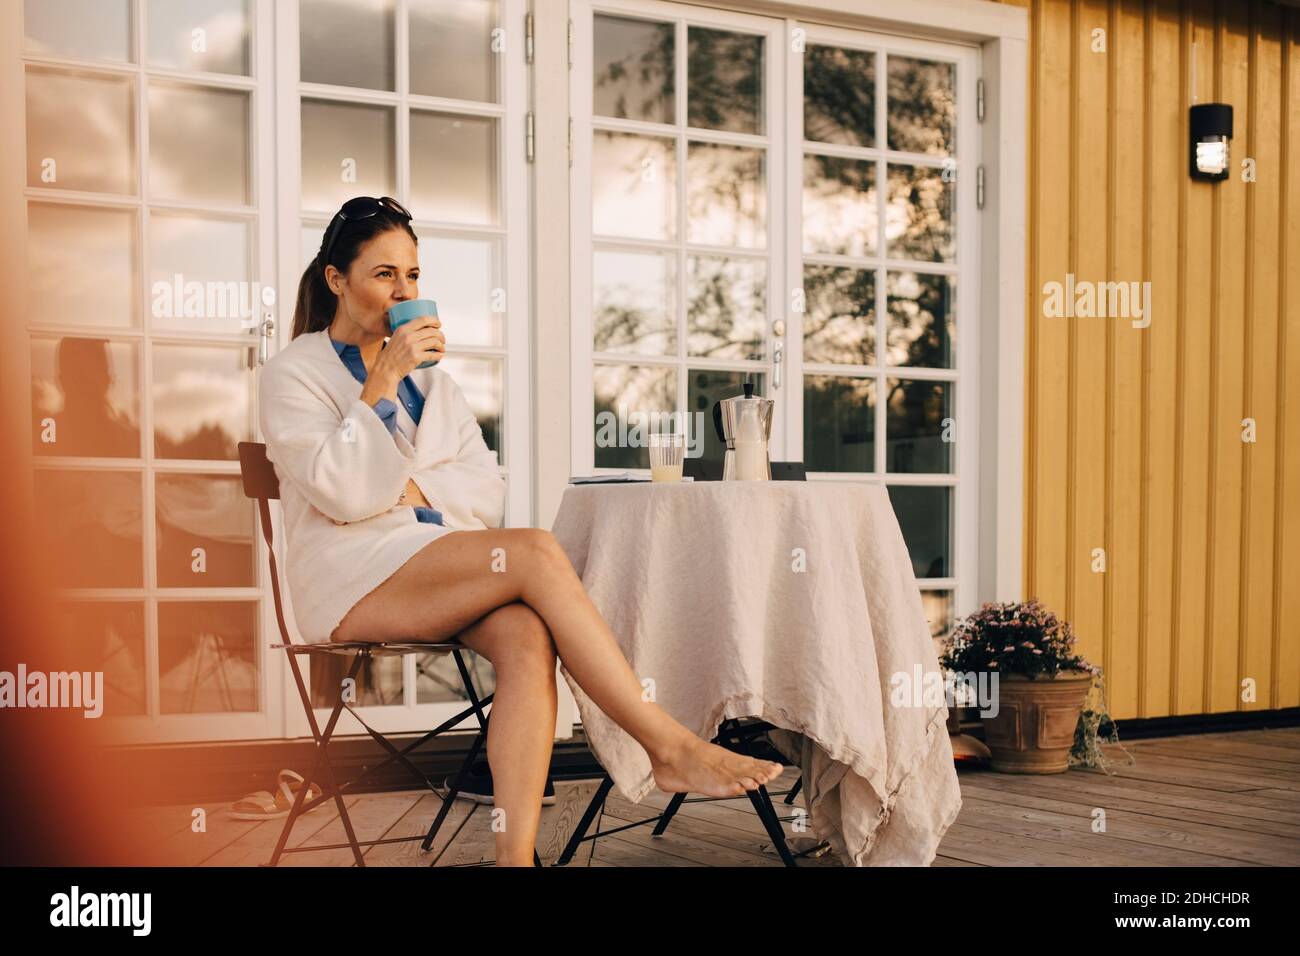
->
<box><xmin>258</xmin><ymin>196</ymin><xmax>782</xmax><ymax>866</ymax></box>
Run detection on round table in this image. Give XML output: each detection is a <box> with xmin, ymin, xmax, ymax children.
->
<box><xmin>550</xmin><ymin>479</ymin><xmax>962</xmax><ymax>866</ymax></box>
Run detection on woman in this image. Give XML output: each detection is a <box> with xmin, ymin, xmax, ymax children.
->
<box><xmin>259</xmin><ymin>196</ymin><xmax>782</xmax><ymax>866</ymax></box>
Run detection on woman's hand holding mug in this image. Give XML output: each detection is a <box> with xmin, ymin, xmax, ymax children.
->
<box><xmin>359</xmin><ymin>314</ymin><xmax>445</xmax><ymax>406</ymax></box>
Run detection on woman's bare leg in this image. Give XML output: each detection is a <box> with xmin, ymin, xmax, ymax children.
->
<box><xmin>331</xmin><ymin>528</ymin><xmax>783</xmax><ymax>835</ymax></box>
<box><xmin>452</xmin><ymin>603</ymin><xmax>557</xmax><ymax>867</ymax></box>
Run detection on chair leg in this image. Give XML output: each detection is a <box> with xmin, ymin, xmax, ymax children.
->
<box><xmin>267</xmin><ymin>742</ymin><xmax>324</xmax><ymax>867</ymax></box>
<box><xmin>421</xmin><ymin>650</ymin><xmax>492</xmax><ymax>853</ymax></box>
<box><xmin>747</xmin><ymin>784</ymin><xmax>797</xmax><ymax>867</ymax></box>
<box><xmin>784</xmin><ymin>776</ymin><xmax>803</xmax><ymax>805</ymax></box>
<box><xmin>421</xmin><ymin>718</ymin><xmax>490</xmax><ymax>852</ymax></box>
<box><xmin>555</xmin><ymin>775</ymin><xmax>615</xmax><ymax>866</ymax></box>
<box><xmin>651</xmin><ymin>791</ymin><xmax>688</xmax><ymax>836</ymax></box>
<box><xmin>268</xmin><ymin>667</ymin><xmax>366</xmax><ymax>866</ymax></box>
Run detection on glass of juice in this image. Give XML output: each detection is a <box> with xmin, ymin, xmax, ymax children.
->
<box><xmin>648</xmin><ymin>432</ymin><xmax>685</xmax><ymax>482</ymax></box>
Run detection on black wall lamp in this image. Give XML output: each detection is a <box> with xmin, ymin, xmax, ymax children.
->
<box><xmin>1190</xmin><ymin>103</ymin><xmax>1233</xmax><ymax>181</ymax></box>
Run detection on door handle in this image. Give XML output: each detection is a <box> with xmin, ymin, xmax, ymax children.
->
<box><xmin>772</xmin><ymin>319</ymin><xmax>785</xmax><ymax>390</ymax></box>
<box><xmin>257</xmin><ymin>315</ymin><xmax>276</xmax><ymax>366</ymax></box>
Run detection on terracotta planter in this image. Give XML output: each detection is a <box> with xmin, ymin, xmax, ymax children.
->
<box><xmin>981</xmin><ymin>670</ymin><xmax>1093</xmax><ymax>773</ymax></box>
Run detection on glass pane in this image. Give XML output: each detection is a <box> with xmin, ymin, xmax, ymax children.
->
<box><xmin>33</xmin><ymin>469</ymin><xmax>143</xmax><ymax>588</ymax></box>
<box><xmin>593</xmin><ymin>14</ymin><xmax>673</xmax><ymax>124</ymax></box>
<box><xmin>147</xmin><ymin>0</ymin><xmax>250</xmax><ymax>75</ymax></box>
<box><xmin>593</xmin><ymin>248</ymin><xmax>675</xmax><ymax>356</ymax></box>
<box><xmin>26</xmin><ymin>68</ymin><xmax>135</xmax><ymax>195</ymax></box>
<box><xmin>149</xmin><ymin>214</ymin><xmax>253</xmax><ymax>333</ymax></box>
<box><xmin>28</xmin><ymin>203</ymin><xmax>138</xmax><ymax>328</ymax></box>
<box><xmin>920</xmin><ymin>590</ymin><xmax>954</xmax><ymax>641</ymax></box>
<box><xmin>437</xmin><ymin>356</ymin><xmax>502</xmax><ymax>462</ymax></box>
<box><xmin>300</xmin><ymin>0</ymin><xmax>395</xmax><ymax>91</ymax></box>
<box><xmin>887</xmin><ymin>56</ymin><xmax>955</xmax><ymax>155</ymax></box>
<box><xmin>687</xmin><ymin>255</ymin><xmax>765</xmax><ymax>361</ymax></box>
<box><xmin>803</xmin><ymin>374</ymin><xmax>873</xmax><ymax>473</ymax></box>
<box><xmin>414</xmin><ymin>230</ymin><xmax>501</xmax><ymax>347</ymax></box>
<box><xmin>887</xmin><ymin>485</ymin><xmax>950</xmax><ymax>578</ymax></box>
<box><xmin>804</xmin><ymin>45</ymin><xmax>874</xmax><ymax>147</ymax></box>
<box><xmin>302</xmin><ymin>222</ymin><xmax>327</xmax><ymax>268</ymax></box>
<box><xmin>410</xmin><ymin>111</ymin><xmax>497</xmax><ymax>225</ymax></box>
<box><xmin>803</xmin><ymin>155</ymin><xmax>876</xmax><ymax>257</ymax></box>
<box><xmin>158</xmin><ymin>601</ymin><xmax>258</xmax><ymax>714</ymax></box>
<box><xmin>416</xmin><ymin>649</ymin><xmax>492</xmax><ymax>704</ymax></box>
<box><xmin>886</xmin><ymin>164</ymin><xmax>953</xmax><ymax>262</ymax></box>
<box><xmin>149</xmin><ymin>83</ymin><xmax>250</xmax><ymax>205</ymax></box>
<box><xmin>886</xmin><ymin>378</ymin><xmax>952</xmax><ymax>473</ymax></box>
<box><xmin>310</xmin><ymin>654</ymin><xmax>403</xmax><ymax>708</ymax></box>
<box><xmin>24</xmin><ymin>0</ymin><xmax>131</xmax><ymax>62</ymax></box>
<box><xmin>592</xmin><ymin>132</ymin><xmax>676</xmax><ymax>241</ymax></box>
<box><xmin>686</xmin><ymin>143</ymin><xmax>765</xmax><ymax>249</ymax></box>
<box><xmin>687</xmin><ymin>368</ymin><xmax>766</xmax><ymax>469</ymax></box>
<box><xmin>155</xmin><ymin>473</ymin><xmax>256</xmax><ymax>586</ymax></box>
<box><xmin>803</xmin><ymin>265</ymin><xmax>874</xmax><ymax>365</ymax></box>
<box><xmin>300</xmin><ymin>100</ymin><xmax>395</xmax><ymax>212</ymax></box>
<box><xmin>887</xmin><ymin>271</ymin><xmax>954</xmax><ymax>368</ymax></box>
<box><xmin>50</xmin><ymin>601</ymin><xmax>147</xmax><ymax>717</ymax></box>
<box><xmin>593</xmin><ymin>364</ymin><xmax>676</xmax><ymax>469</ymax></box>
<box><xmin>31</xmin><ymin>336</ymin><xmax>140</xmax><ymax>458</ymax></box>
<box><xmin>152</xmin><ymin>344</ymin><xmax>251</xmax><ymax>459</ymax></box>
<box><xmin>687</xmin><ymin>27</ymin><xmax>763</xmax><ymax>135</ymax></box>
<box><xmin>410</xmin><ymin>0</ymin><xmax>499</xmax><ymax>102</ymax></box>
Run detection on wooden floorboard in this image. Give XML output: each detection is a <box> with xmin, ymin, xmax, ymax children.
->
<box><xmin>128</xmin><ymin>727</ymin><xmax>1300</xmax><ymax>866</ymax></box>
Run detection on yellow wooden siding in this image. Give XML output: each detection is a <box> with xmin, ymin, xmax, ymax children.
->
<box><xmin>1003</xmin><ymin>0</ymin><xmax>1300</xmax><ymax>717</ymax></box>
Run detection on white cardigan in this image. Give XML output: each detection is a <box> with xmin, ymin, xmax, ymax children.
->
<box><xmin>257</xmin><ymin>329</ymin><xmax>505</xmax><ymax>644</ymax></box>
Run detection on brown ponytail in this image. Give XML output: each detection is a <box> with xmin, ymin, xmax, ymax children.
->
<box><xmin>291</xmin><ymin>252</ymin><xmax>335</xmax><ymax>339</ymax></box>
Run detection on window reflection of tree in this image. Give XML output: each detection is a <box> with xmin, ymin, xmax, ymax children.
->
<box><xmin>887</xmin><ymin>272</ymin><xmax>953</xmax><ymax>368</ymax></box>
<box><xmin>686</xmin><ymin>257</ymin><xmax>764</xmax><ymax>361</ymax></box>
<box><xmin>803</xmin><ymin>266</ymin><xmax>874</xmax><ymax>365</ymax></box>
<box><xmin>593</xmin><ymin>17</ymin><xmax>673</xmax><ymax>122</ymax></box>
<box><xmin>887</xmin><ymin>57</ymin><xmax>954</xmax><ymax>155</ymax></box>
<box><xmin>154</xmin><ymin>422</ymin><xmax>238</xmax><ymax>461</ymax></box>
<box><xmin>593</xmin><ymin>367</ymin><xmax>674</xmax><ymax>469</ymax></box>
<box><xmin>888</xmin><ymin>166</ymin><xmax>952</xmax><ymax>262</ymax></box>
<box><xmin>804</xmin><ymin>45</ymin><xmax>875</xmax><ymax>146</ymax></box>
<box><xmin>686</xmin><ymin>28</ymin><xmax>762</xmax><ymax>133</ymax></box>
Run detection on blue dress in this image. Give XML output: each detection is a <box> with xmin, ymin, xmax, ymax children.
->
<box><xmin>329</xmin><ymin>335</ymin><xmax>444</xmax><ymax>526</ymax></box>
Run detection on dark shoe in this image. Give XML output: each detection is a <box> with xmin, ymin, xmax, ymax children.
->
<box><xmin>439</xmin><ymin>761</ymin><xmax>556</xmax><ymax>806</ymax></box>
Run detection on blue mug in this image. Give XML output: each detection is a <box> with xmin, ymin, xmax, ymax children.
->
<box><xmin>386</xmin><ymin>298</ymin><xmax>441</xmax><ymax>368</ymax></box>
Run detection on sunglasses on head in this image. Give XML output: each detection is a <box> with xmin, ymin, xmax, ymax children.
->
<box><xmin>321</xmin><ymin>196</ymin><xmax>413</xmax><ymax>266</ymax></box>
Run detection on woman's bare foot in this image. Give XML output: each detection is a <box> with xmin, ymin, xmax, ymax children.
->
<box><xmin>650</xmin><ymin>735</ymin><xmax>784</xmax><ymax>798</ymax></box>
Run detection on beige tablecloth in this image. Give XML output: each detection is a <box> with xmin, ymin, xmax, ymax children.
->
<box><xmin>551</xmin><ymin>480</ymin><xmax>962</xmax><ymax>866</ymax></box>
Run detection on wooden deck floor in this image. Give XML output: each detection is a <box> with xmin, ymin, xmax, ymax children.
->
<box><xmin>125</xmin><ymin>727</ymin><xmax>1300</xmax><ymax>867</ymax></box>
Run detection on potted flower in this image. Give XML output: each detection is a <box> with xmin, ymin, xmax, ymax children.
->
<box><xmin>941</xmin><ymin>600</ymin><xmax>1099</xmax><ymax>774</ymax></box>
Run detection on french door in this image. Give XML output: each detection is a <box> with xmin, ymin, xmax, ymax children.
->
<box><xmin>19</xmin><ymin>0</ymin><xmax>536</xmax><ymax>742</ymax></box>
<box><xmin>23</xmin><ymin>0</ymin><xmax>278</xmax><ymax>744</ymax></box>
<box><xmin>570</xmin><ymin>0</ymin><xmax>980</xmax><ymax>636</ymax></box>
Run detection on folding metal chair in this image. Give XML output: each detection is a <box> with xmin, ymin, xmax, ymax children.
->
<box><xmin>556</xmin><ymin>461</ymin><xmax>825</xmax><ymax>867</ymax></box>
<box><xmin>237</xmin><ymin>441</ymin><xmax>538</xmax><ymax>867</ymax></box>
